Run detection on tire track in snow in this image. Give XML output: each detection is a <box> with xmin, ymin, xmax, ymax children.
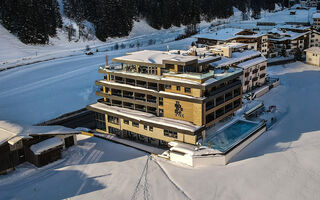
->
<box><xmin>131</xmin><ymin>155</ymin><xmax>151</xmax><ymax>200</ymax></box>
<box><xmin>152</xmin><ymin>157</ymin><xmax>192</xmax><ymax>200</ymax></box>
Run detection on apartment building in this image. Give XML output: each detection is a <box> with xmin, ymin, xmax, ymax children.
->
<box><xmin>309</xmin><ymin>30</ymin><xmax>320</xmax><ymax>47</ymax></box>
<box><xmin>313</xmin><ymin>13</ymin><xmax>320</xmax><ymax>30</ymax></box>
<box><xmin>87</xmin><ymin>50</ymin><xmax>243</xmax><ymax>146</ymax></box>
<box><xmin>207</xmin><ymin>44</ymin><xmax>267</xmax><ymax>93</ymax></box>
<box><xmin>195</xmin><ymin>28</ymin><xmax>269</xmax><ymax>57</ymax></box>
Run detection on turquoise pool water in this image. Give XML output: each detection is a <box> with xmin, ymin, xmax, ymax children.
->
<box><xmin>203</xmin><ymin>120</ymin><xmax>264</xmax><ymax>153</ymax></box>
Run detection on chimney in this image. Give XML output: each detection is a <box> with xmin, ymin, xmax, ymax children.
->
<box><xmin>105</xmin><ymin>55</ymin><xmax>108</xmax><ymax>68</ymax></box>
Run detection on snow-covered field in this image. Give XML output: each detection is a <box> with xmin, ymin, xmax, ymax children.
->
<box><xmin>1</xmin><ymin>62</ymin><xmax>320</xmax><ymax>200</ymax></box>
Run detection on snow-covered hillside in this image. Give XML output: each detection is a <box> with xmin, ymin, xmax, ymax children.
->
<box><xmin>1</xmin><ymin>62</ymin><xmax>320</xmax><ymax>199</ymax></box>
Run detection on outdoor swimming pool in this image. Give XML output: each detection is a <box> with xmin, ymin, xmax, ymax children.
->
<box><xmin>202</xmin><ymin>120</ymin><xmax>265</xmax><ymax>153</ymax></box>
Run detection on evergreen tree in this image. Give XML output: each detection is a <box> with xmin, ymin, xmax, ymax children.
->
<box><xmin>294</xmin><ymin>48</ymin><xmax>302</xmax><ymax>61</ymax></box>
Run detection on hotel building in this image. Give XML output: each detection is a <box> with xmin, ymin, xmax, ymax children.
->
<box><xmin>87</xmin><ymin>50</ymin><xmax>243</xmax><ymax>146</ymax></box>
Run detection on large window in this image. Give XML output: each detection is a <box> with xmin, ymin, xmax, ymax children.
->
<box><xmin>108</xmin><ymin>115</ymin><xmax>119</xmax><ymax>125</ymax></box>
<box><xmin>164</xmin><ymin>130</ymin><xmax>177</xmax><ymax>138</ymax></box>
<box><xmin>95</xmin><ymin>112</ymin><xmax>106</xmax><ymax>131</ymax></box>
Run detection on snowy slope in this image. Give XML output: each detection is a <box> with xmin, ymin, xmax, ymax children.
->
<box><xmin>1</xmin><ymin>62</ymin><xmax>320</xmax><ymax>199</ymax></box>
<box><xmin>0</xmin><ymin>38</ymin><xmax>194</xmax><ymax>125</ymax></box>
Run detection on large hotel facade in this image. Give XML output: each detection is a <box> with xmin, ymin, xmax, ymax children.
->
<box><xmin>87</xmin><ymin>50</ymin><xmax>243</xmax><ymax>146</ymax></box>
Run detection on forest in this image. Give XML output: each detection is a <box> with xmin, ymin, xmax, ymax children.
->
<box><xmin>0</xmin><ymin>0</ymin><xmax>288</xmax><ymax>44</ymax></box>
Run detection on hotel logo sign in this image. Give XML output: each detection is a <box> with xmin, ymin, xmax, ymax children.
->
<box><xmin>175</xmin><ymin>101</ymin><xmax>184</xmax><ymax>118</ymax></box>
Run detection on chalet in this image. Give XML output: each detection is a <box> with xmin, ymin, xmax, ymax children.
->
<box><xmin>267</xmin><ymin>29</ymin><xmax>310</xmax><ymax>57</ymax></box>
<box><xmin>0</xmin><ymin>121</ymin><xmax>78</xmax><ymax>174</ymax></box>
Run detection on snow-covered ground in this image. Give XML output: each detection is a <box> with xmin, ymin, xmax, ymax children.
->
<box><xmin>1</xmin><ymin>62</ymin><xmax>320</xmax><ymax>200</ymax></box>
<box><xmin>0</xmin><ymin>37</ymin><xmax>194</xmax><ymax>125</ymax></box>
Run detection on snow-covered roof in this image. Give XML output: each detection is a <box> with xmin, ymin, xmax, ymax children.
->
<box><xmin>195</xmin><ymin>28</ymin><xmax>265</xmax><ymax>41</ymax></box>
<box><xmin>237</xmin><ymin>56</ymin><xmax>267</xmax><ymax>69</ymax></box>
<box><xmin>113</xmin><ymin>50</ymin><xmax>198</xmax><ymax>65</ymax></box>
<box><xmin>268</xmin><ymin>30</ymin><xmax>310</xmax><ymax>41</ymax></box>
<box><xmin>211</xmin><ymin>43</ymin><xmax>248</xmax><ymax>51</ymax></box>
<box><xmin>87</xmin><ymin>102</ymin><xmax>203</xmax><ymax>133</ymax></box>
<box><xmin>0</xmin><ymin>120</ymin><xmax>78</xmax><ymax>146</ymax></box>
<box><xmin>211</xmin><ymin>50</ymin><xmax>261</xmax><ymax>67</ymax></box>
<box><xmin>30</xmin><ymin>137</ymin><xmax>63</xmax><ymax>155</ymax></box>
<box><xmin>195</xmin><ymin>28</ymin><xmax>244</xmax><ymax>41</ymax></box>
<box><xmin>305</xmin><ymin>47</ymin><xmax>320</xmax><ymax>54</ymax></box>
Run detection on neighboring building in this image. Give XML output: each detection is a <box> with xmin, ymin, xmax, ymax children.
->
<box><xmin>208</xmin><ymin>46</ymin><xmax>268</xmax><ymax>93</ymax></box>
<box><xmin>309</xmin><ymin>30</ymin><xmax>320</xmax><ymax>47</ymax></box>
<box><xmin>195</xmin><ymin>28</ymin><xmax>269</xmax><ymax>57</ymax></box>
<box><xmin>312</xmin><ymin>13</ymin><xmax>320</xmax><ymax>30</ymax></box>
<box><xmin>87</xmin><ymin>50</ymin><xmax>244</xmax><ymax>146</ymax></box>
<box><xmin>302</xmin><ymin>0</ymin><xmax>320</xmax><ymax>7</ymax></box>
<box><xmin>268</xmin><ymin>29</ymin><xmax>310</xmax><ymax>57</ymax></box>
<box><xmin>305</xmin><ymin>47</ymin><xmax>320</xmax><ymax>66</ymax></box>
<box><xmin>0</xmin><ymin>121</ymin><xmax>78</xmax><ymax>174</ymax></box>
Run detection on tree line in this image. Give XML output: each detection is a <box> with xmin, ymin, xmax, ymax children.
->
<box><xmin>0</xmin><ymin>0</ymin><xmax>287</xmax><ymax>44</ymax></box>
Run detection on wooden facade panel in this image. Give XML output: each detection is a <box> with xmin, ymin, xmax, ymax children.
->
<box><xmin>163</xmin><ymin>98</ymin><xmax>203</xmax><ymax>126</ymax></box>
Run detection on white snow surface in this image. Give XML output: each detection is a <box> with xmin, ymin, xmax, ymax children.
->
<box><xmin>30</xmin><ymin>137</ymin><xmax>63</xmax><ymax>155</ymax></box>
<box><xmin>1</xmin><ymin>62</ymin><xmax>320</xmax><ymax>199</ymax></box>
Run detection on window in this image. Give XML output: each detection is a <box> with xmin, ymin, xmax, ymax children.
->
<box><xmin>144</xmin><ymin>125</ymin><xmax>147</xmax><ymax>130</ymax></box>
<box><xmin>184</xmin><ymin>87</ymin><xmax>191</xmax><ymax>93</ymax></box>
<box><xmin>132</xmin><ymin>122</ymin><xmax>139</xmax><ymax>127</ymax></box>
<box><xmin>124</xmin><ymin>119</ymin><xmax>129</xmax><ymax>125</ymax></box>
<box><xmin>95</xmin><ymin>112</ymin><xmax>106</xmax><ymax>131</ymax></box>
<box><xmin>176</xmin><ymin>86</ymin><xmax>181</xmax><ymax>91</ymax></box>
<box><xmin>108</xmin><ymin>115</ymin><xmax>119</xmax><ymax>125</ymax></box>
<box><xmin>149</xmin><ymin>126</ymin><xmax>153</xmax><ymax>132</ymax></box>
<box><xmin>164</xmin><ymin>130</ymin><xmax>177</xmax><ymax>138</ymax></box>
<box><xmin>165</xmin><ymin>85</ymin><xmax>171</xmax><ymax>89</ymax></box>
<box><xmin>159</xmin><ymin>97</ymin><xmax>163</xmax><ymax>106</ymax></box>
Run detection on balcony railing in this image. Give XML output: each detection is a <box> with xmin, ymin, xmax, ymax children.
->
<box><xmin>209</xmin><ymin>80</ymin><xmax>241</xmax><ymax>96</ymax></box>
<box><xmin>135</xmin><ymin>97</ymin><xmax>146</xmax><ymax>102</ymax></box>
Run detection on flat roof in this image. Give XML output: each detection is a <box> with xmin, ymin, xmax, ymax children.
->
<box><xmin>112</xmin><ymin>50</ymin><xmax>218</xmax><ymax>66</ymax></box>
<box><xmin>87</xmin><ymin>102</ymin><xmax>203</xmax><ymax>133</ymax></box>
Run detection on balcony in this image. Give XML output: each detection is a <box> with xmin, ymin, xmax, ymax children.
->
<box><xmin>135</xmin><ymin>105</ymin><xmax>146</xmax><ymax>112</ymax></box>
<box><xmin>123</xmin><ymin>91</ymin><xmax>134</xmax><ymax>99</ymax></box>
<box><xmin>209</xmin><ymin>80</ymin><xmax>242</xmax><ymax>96</ymax></box>
<box><xmin>147</xmin><ymin>95</ymin><xmax>157</xmax><ymax>103</ymax></box>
